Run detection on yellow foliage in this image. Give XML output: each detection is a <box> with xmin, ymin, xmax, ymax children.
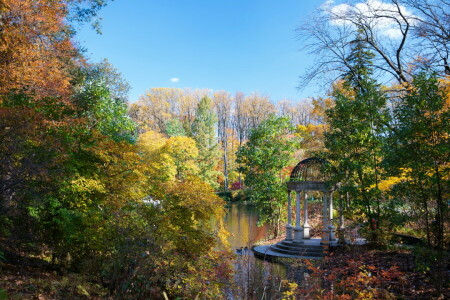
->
<box><xmin>439</xmin><ymin>75</ymin><xmax>450</xmax><ymax>110</ymax></box>
<box><xmin>70</xmin><ymin>177</ymin><xmax>106</xmax><ymax>194</ymax></box>
<box><xmin>373</xmin><ymin>168</ymin><xmax>412</xmax><ymax>191</ymax></box>
<box><xmin>162</xmin><ymin>177</ymin><xmax>228</xmax><ymax>253</ymax></box>
<box><xmin>138</xmin><ymin>131</ymin><xmax>200</xmax><ymax>182</ymax></box>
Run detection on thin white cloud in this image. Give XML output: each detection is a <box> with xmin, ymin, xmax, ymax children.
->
<box><xmin>170</xmin><ymin>77</ymin><xmax>179</xmax><ymax>83</ymax></box>
<box><xmin>328</xmin><ymin>0</ymin><xmax>417</xmax><ymax>39</ymax></box>
<box><xmin>321</xmin><ymin>0</ymin><xmax>335</xmax><ymax>9</ymax></box>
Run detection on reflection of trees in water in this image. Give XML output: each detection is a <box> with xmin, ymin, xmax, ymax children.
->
<box><xmin>223</xmin><ymin>203</ymin><xmax>313</xmax><ymax>298</ymax></box>
<box><xmin>224</xmin><ymin>203</ymin><xmax>268</xmax><ymax>249</ymax></box>
<box><xmin>230</xmin><ymin>254</ymin><xmax>287</xmax><ymax>299</ymax></box>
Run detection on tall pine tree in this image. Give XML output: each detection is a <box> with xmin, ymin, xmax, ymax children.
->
<box><xmin>191</xmin><ymin>97</ymin><xmax>222</xmax><ymax>189</ymax></box>
<box><xmin>324</xmin><ymin>31</ymin><xmax>390</xmax><ymax>241</ymax></box>
<box><xmin>343</xmin><ymin>27</ymin><xmax>375</xmax><ymax>91</ymax></box>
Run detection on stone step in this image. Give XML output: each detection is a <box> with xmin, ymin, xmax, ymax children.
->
<box><xmin>273</xmin><ymin>244</ymin><xmax>324</xmax><ymax>254</ymax></box>
<box><xmin>269</xmin><ymin>245</ymin><xmax>324</xmax><ymax>257</ymax></box>
<box><xmin>278</xmin><ymin>241</ymin><xmax>326</xmax><ymax>250</ymax></box>
<box><xmin>271</xmin><ymin>244</ymin><xmax>324</xmax><ymax>253</ymax></box>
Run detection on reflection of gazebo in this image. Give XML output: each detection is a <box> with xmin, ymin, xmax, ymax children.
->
<box><xmin>285</xmin><ymin>157</ymin><xmax>336</xmax><ymax>245</ymax></box>
<box><xmin>253</xmin><ymin>157</ymin><xmax>339</xmax><ymax>259</ymax></box>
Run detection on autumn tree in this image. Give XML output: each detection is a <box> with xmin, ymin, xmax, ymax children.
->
<box><xmin>138</xmin><ymin>131</ymin><xmax>199</xmax><ymax>185</ymax></box>
<box><xmin>237</xmin><ymin>116</ymin><xmax>299</xmax><ymax>237</ymax></box>
<box><xmin>385</xmin><ymin>73</ymin><xmax>449</xmax><ymax>248</ymax></box>
<box><xmin>213</xmin><ymin>91</ymin><xmax>233</xmax><ymax>190</ymax></box>
<box><xmin>277</xmin><ymin>99</ymin><xmax>314</xmax><ymax>126</ymax></box>
<box><xmin>233</xmin><ymin>92</ymin><xmax>249</xmax><ymax>146</ymax></box>
<box><xmin>323</xmin><ymin>38</ymin><xmax>390</xmax><ymax>240</ymax></box>
<box><xmin>0</xmin><ymin>0</ymin><xmax>110</xmax><ymax>101</ymax></box>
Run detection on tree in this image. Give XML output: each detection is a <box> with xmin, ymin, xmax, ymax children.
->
<box><xmin>233</xmin><ymin>92</ymin><xmax>250</xmax><ymax>146</ymax></box>
<box><xmin>74</xmin><ymin>80</ymin><xmax>137</xmax><ymax>143</ymax></box>
<box><xmin>405</xmin><ymin>0</ymin><xmax>450</xmax><ymax>75</ymax></box>
<box><xmin>342</xmin><ymin>27</ymin><xmax>376</xmax><ymax>90</ymax></box>
<box><xmin>191</xmin><ymin>97</ymin><xmax>222</xmax><ymax>189</ymax></box>
<box><xmin>138</xmin><ymin>131</ymin><xmax>199</xmax><ymax>184</ymax></box>
<box><xmin>130</xmin><ymin>88</ymin><xmax>209</xmax><ymax>135</ymax></box>
<box><xmin>323</xmin><ymin>39</ymin><xmax>390</xmax><ymax>240</ymax></box>
<box><xmin>165</xmin><ymin>118</ymin><xmax>186</xmax><ymax>137</ymax></box>
<box><xmin>277</xmin><ymin>99</ymin><xmax>315</xmax><ymax>126</ymax></box>
<box><xmin>384</xmin><ymin>73</ymin><xmax>449</xmax><ymax>295</ymax></box>
<box><xmin>325</xmin><ymin>77</ymin><xmax>390</xmax><ymax>241</ymax></box>
<box><xmin>0</xmin><ymin>0</ymin><xmax>111</xmax><ymax>101</ymax></box>
<box><xmin>75</xmin><ymin>58</ymin><xmax>131</xmax><ymax>102</ymax></box>
<box><xmin>0</xmin><ymin>0</ymin><xmax>75</xmax><ymax>100</ymax></box>
<box><xmin>297</xmin><ymin>0</ymin><xmax>450</xmax><ymax>88</ymax></box>
<box><xmin>213</xmin><ymin>91</ymin><xmax>233</xmax><ymax>190</ymax></box>
<box><xmin>385</xmin><ymin>73</ymin><xmax>449</xmax><ymax>248</ymax></box>
<box><xmin>245</xmin><ymin>93</ymin><xmax>276</xmax><ymax>130</ymax></box>
<box><xmin>237</xmin><ymin>116</ymin><xmax>299</xmax><ymax>237</ymax></box>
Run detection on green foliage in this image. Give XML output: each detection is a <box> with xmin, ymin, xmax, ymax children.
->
<box><xmin>237</xmin><ymin>115</ymin><xmax>299</xmax><ymax>236</ymax></box>
<box><xmin>0</xmin><ymin>289</ymin><xmax>7</xmax><ymax>300</ymax></box>
<box><xmin>165</xmin><ymin>118</ymin><xmax>186</xmax><ymax>137</ymax></box>
<box><xmin>384</xmin><ymin>73</ymin><xmax>450</xmax><ymax>249</ymax></box>
<box><xmin>324</xmin><ymin>77</ymin><xmax>392</xmax><ymax>243</ymax></box>
<box><xmin>343</xmin><ymin>27</ymin><xmax>375</xmax><ymax>90</ymax></box>
<box><xmin>191</xmin><ymin>97</ymin><xmax>222</xmax><ymax>189</ymax></box>
<box><xmin>74</xmin><ymin>80</ymin><xmax>137</xmax><ymax>143</ymax></box>
<box><xmin>76</xmin><ymin>58</ymin><xmax>131</xmax><ymax>102</ymax></box>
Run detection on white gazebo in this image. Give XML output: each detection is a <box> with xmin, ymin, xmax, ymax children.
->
<box><xmin>253</xmin><ymin>157</ymin><xmax>341</xmax><ymax>259</ymax></box>
<box><xmin>285</xmin><ymin>157</ymin><xmax>336</xmax><ymax>245</ymax></box>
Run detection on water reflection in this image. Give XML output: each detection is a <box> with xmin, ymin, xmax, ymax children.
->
<box><xmin>223</xmin><ymin>202</ymin><xmax>268</xmax><ymax>250</ymax></box>
<box><xmin>222</xmin><ymin>202</ymin><xmax>289</xmax><ymax>299</ymax></box>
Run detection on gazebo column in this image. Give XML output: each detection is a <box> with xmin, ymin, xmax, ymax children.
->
<box><xmin>328</xmin><ymin>192</ymin><xmax>336</xmax><ymax>241</ymax></box>
<box><xmin>338</xmin><ymin>194</ymin><xmax>345</xmax><ymax>244</ymax></box>
<box><xmin>293</xmin><ymin>190</ymin><xmax>304</xmax><ymax>243</ymax></box>
<box><xmin>285</xmin><ymin>191</ymin><xmax>293</xmax><ymax>241</ymax></box>
<box><xmin>321</xmin><ymin>191</ymin><xmax>330</xmax><ymax>245</ymax></box>
<box><xmin>302</xmin><ymin>191</ymin><xmax>310</xmax><ymax>239</ymax></box>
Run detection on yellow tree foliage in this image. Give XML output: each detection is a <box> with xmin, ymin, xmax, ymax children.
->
<box><xmin>295</xmin><ymin>123</ymin><xmax>327</xmax><ymax>154</ymax></box>
<box><xmin>162</xmin><ymin>136</ymin><xmax>200</xmax><ymax>179</ymax></box>
<box><xmin>138</xmin><ymin>131</ymin><xmax>200</xmax><ymax>183</ymax></box>
<box><xmin>161</xmin><ymin>177</ymin><xmax>228</xmax><ymax>255</ymax></box>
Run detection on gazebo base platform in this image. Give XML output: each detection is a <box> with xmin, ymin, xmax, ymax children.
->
<box><xmin>252</xmin><ymin>238</ymin><xmax>342</xmax><ymax>260</ymax></box>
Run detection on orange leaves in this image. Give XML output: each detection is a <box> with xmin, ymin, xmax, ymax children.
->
<box><xmin>287</xmin><ymin>249</ymin><xmax>409</xmax><ymax>299</ymax></box>
<box><xmin>0</xmin><ymin>0</ymin><xmax>75</xmax><ymax>101</ymax></box>
<box><xmin>439</xmin><ymin>75</ymin><xmax>450</xmax><ymax>110</ymax></box>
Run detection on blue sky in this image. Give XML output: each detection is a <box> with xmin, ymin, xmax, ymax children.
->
<box><xmin>77</xmin><ymin>0</ymin><xmax>325</xmax><ymax>103</ymax></box>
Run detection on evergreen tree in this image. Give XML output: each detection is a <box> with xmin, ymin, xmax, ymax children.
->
<box><xmin>343</xmin><ymin>28</ymin><xmax>375</xmax><ymax>91</ymax></box>
<box><xmin>324</xmin><ymin>33</ymin><xmax>390</xmax><ymax>241</ymax></box>
<box><xmin>191</xmin><ymin>97</ymin><xmax>222</xmax><ymax>189</ymax></box>
<box><xmin>165</xmin><ymin>118</ymin><xmax>186</xmax><ymax>137</ymax></box>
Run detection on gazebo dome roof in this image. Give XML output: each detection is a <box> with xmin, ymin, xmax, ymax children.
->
<box><xmin>290</xmin><ymin>157</ymin><xmax>331</xmax><ymax>182</ymax></box>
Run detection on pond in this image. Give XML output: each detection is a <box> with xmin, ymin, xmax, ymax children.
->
<box><xmin>223</xmin><ymin>202</ymin><xmax>269</xmax><ymax>250</ymax></box>
<box><xmin>222</xmin><ymin>202</ymin><xmax>292</xmax><ymax>299</ymax></box>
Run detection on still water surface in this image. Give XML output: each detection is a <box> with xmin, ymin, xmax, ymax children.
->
<box><xmin>223</xmin><ymin>202</ymin><xmax>269</xmax><ymax>250</ymax></box>
<box><xmin>222</xmin><ymin>202</ymin><xmax>289</xmax><ymax>299</ymax></box>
